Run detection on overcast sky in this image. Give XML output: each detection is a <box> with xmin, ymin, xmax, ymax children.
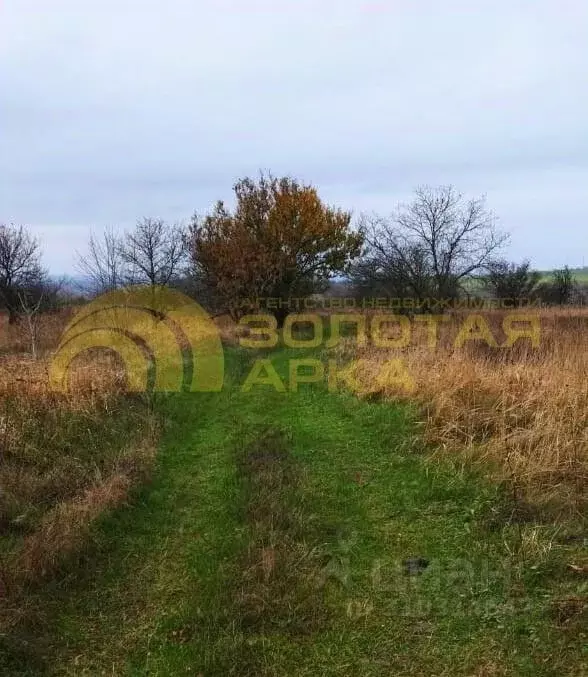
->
<box><xmin>1</xmin><ymin>0</ymin><xmax>586</xmax><ymax>273</ymax></box>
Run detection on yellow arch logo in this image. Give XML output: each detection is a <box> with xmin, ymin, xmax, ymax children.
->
<box><xmin>49</xmin><ymin>286</ymin><xmax>224</xmax><ymax>392</ymax></box>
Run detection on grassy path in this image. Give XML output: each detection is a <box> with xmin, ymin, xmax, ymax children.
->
<box><xmin>15</xmin><ymin>348</ymin><xmax>585</xmax><ymax>676</ymax></box>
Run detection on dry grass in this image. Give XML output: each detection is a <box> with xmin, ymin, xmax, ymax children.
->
<box><xmin>214</xmin><ymin>312</ymin><xmax>250</xmax><ymax>345</ymax></box>
<box><xmin>0</xmin><ymin>310</ymin><xmax>158</xmax><ymax>636</ymax></box>
<box><xmin>329</xmin><ymin>307</ymin><xmax>588</xmax><ymax>516</ymax></box>
<box><xmin>0</xmin><ymin>308</ymin><xmax>73</xmax><ymax>357</ymax></box>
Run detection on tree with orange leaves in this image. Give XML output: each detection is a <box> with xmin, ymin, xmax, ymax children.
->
<box><xmin>188</xmin><ymin>173</ymin><xmax>363</xmax><ymax>321</ymax></box>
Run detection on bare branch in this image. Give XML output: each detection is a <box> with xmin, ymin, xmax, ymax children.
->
<box><xmin>351</xmin><ymin>186</ymin><xmax>509</xmax><ymax>305</ymax></box>
<box><xmin>76</xmin><ymin>227</ymin><xmax>125</xmax><ymax>295</ymax></box>
<box><xmin>120</xmin><ymin>218</ymin><xmax>188</xmax><ymax>287</ymax></box>
<box><xmin>0</xmin><ymin>224</ymin><xmax>44</xmax><ymax>323</ymax></box>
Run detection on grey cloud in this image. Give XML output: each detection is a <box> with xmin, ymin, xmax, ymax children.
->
<box><xmin>1</xmin><ymin>0</ymin><xmax>586</xmax><ymax>272</ymax></box>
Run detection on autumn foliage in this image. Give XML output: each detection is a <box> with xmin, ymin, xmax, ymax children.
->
<box><xmin>189</xmin><ymin>174</ymin><xmax>363</xmax><ymax>319</ymax></box>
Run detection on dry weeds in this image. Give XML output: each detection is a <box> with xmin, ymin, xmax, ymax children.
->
<box><xmin>330</xmin><ymin>307</ymin><xmax>588</xmax><ymax>515</ymax></box>
<box><xmin>0</xmin><ymin>311</ymin><xmax>158</xmax><ymax>635</ymax></box>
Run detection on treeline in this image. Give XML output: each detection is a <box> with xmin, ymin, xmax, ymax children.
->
<box><xmin>1</xmin><ymin>174</ymin><xmax>585</xmax><ymax>324</ymax></box>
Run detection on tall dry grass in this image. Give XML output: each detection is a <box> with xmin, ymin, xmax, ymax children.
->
<box><xmin>0</xmin><ymin>310</ymin><xmax>158</xmax><ymax>637</ymax></box>
<box><xmin>329</xmin><ymin>307</ymin><xmax>587</xmax><ymax>516</ymax></box>
<box><xmin>0</xmin><ymin>308</ymin><xmax>74</xmax><ymax>356</ymax></box>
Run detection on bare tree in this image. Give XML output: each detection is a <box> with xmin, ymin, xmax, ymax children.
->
<box><xmin>0</xmin><ymin>224</ymin><xmax>44</xmax><ymax>323</ymax></box>
<box><xmin>121</xmin><ymin>218</ymin><xmax>187</xmax><ymax>287</ymax></box>
<box><xmin>351</xmin><ymin>220</ymin><xmax>435</xmax><ymax>301</ymax></box>
<box><xmin>349</xmin><ymin>239</ymin><xmax>431</xmax><ymax>301</ymax></box>
<box><xmin>17</xmin><ymin>278</ymin><xmax>63</xmax><ymax>358</ymax></box>
<box><xmin>357</xmin><ymin>186</ymin><xmax>508</xmax><ymax>305</ymax></box>
<box><xmin>18</xmin><ymin>292</ymin><xmax>43</xmax><ymax>358</ymax></box>
<box><xmin>76</xmin><ymin>227</ymin><xmax>125</xmax><ymax>295</ymax></box>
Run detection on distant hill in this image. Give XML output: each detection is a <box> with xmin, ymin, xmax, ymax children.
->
<box><xmin>48</xmin><ymin>275</ymin><xmax>91</xmax><ymax>297</ymax></box>
<box><xmin>538</xmin><ymin>267</ymin><xmax>588</xmax><ymax>283</ymax></box>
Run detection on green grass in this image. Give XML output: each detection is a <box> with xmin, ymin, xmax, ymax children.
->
<box><xmin>537</xmin><ymin>268</ymin><xmax>588</xmax><ymax>284</ymax></box>
<box><xmin>2</xmin><ymin>347</ymin><xmax>585</xmax><ymax>675</ymax></box>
